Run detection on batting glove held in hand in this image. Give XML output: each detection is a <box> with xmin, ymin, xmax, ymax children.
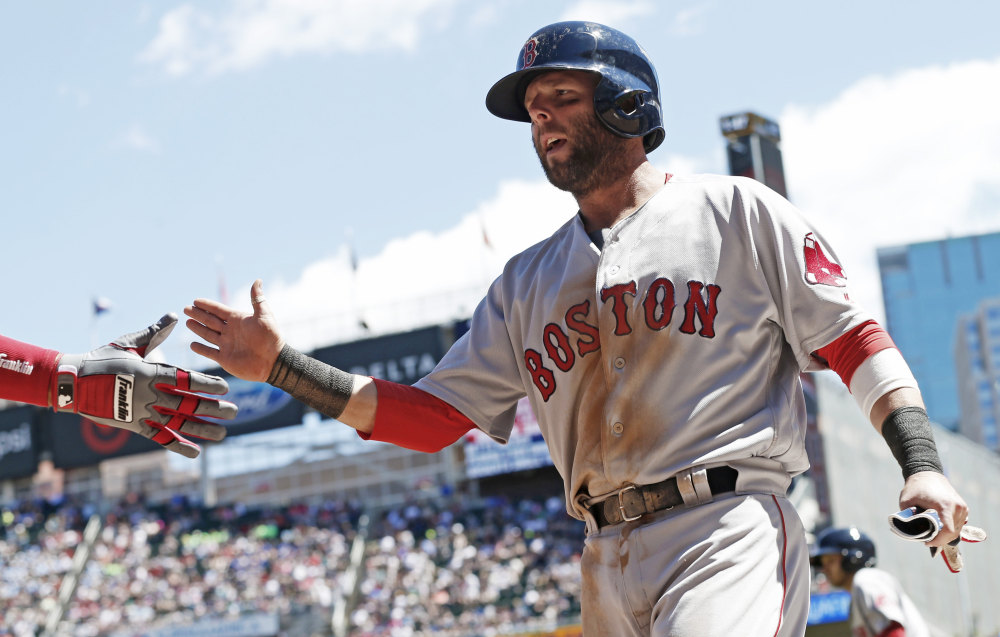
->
<box><xmin>931</xmin><ymin>524</ymin><xmax>988</xmax><ymax>573</ymax></box>
<box><xmin>52</xmin><ymin>313</ymin><xmax>238</xmax><ymax>458</ymax></box>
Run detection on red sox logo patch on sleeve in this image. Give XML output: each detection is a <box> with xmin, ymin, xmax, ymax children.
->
<box><xmin>803</xmin><ymin>233</ymin><xmax>847</xmax><ymax>287</ymax></box>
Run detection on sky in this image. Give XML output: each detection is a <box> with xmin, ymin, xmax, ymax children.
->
<box><xmin>2</xmin><ymin>1</ymin><xmax>999</xmax><ymax>371</ymax></box>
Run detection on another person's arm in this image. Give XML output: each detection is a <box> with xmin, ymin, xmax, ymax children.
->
<box><xmin>0</xmin><ymin>314</ymin><xmax>236</xmax><ymax>458</ymax></box>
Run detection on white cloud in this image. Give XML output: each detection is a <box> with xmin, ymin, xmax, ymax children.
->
<box><xmin>259</xmin><ymin>179</ymin><xmax>575</xmax><ymax>350</ymax></box>
<box><xmin>559</xmin><ymin>0</ymin><xmax>656</xmax><ymax>27</ymax></box>
<box><xmin>780</xmin><ymin>57</ymin><xmax>1000</xmax><ymax>320</ymax></box>
<box><xmin>57</xmin><ymin>84</ymin><xmax>91</xmax><ymax>108</ymax></box>
<box><xmin>139</xmin><ymin>0</ymin><xmax>459</xmax><ymax>77</ymax></box>
<box><xmin>112</xmin><ymin>124</ymin><xmax>161</xmax><ymax>153</ymax></box>
<box><xmin>668</xmin><ymin>3</ymin><xmax>711</xmax><ymax>37</ymax></box>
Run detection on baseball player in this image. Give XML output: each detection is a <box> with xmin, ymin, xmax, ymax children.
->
<box><xmin>185</xmin><ymin>21</ymin><xmax>969</xmax><ymax>636</ymax></box>
<box><xmin>0</xmin><ymin>314</ymin><xmax>236</xmax><ymax>457</ymax></box>
<box><xmin>812</xmin><ymin>527</ymin><xmax>930</xmax><ymax>637</ymax></box>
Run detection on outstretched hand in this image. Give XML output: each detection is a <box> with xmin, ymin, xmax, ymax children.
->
<box><xmin>184</xmin><ymin>279</ymin><xmax>285</xmax><ymax>383</ymax></box>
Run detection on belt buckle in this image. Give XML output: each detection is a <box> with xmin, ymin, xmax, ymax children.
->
<box><xmin>618</xmin><ymin>484</ymin><xmax>642</xmax><ymax>522</ymax></box>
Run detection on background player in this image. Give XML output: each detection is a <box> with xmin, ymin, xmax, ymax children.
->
<box><xmin>1</xmin><ymin>313</ymin><xmax>236</xmax><ymax>458</ymax></box>
<box><xmin>812</xmin><ymin>527</ymin><xmax>931</xmax><ymax>637</ymax></box>
<box><xmin>185</xmin><ymin>21</ymin><xmax>969</xmax><ymax>636</ymax></box>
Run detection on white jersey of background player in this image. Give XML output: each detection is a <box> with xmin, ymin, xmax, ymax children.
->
<box><xmin>186</xmin><ymin>21</ymin><xmax>970</xmax><ymax>637</ymax></box>
<box><xmin>812</xmin><ymin>527</ymin><xmax>930</xmax><ymax>637</ymax></box>
<box><xmin>851</xmin><ymin>569</ymin><xmax>930</xmax><ymax>637</ymax></box>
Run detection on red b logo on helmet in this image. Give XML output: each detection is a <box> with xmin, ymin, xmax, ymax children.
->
<box><xmin>522</xmin><ymin>38</ymin><xmax>539</xmax><ymax>68</ymax></box>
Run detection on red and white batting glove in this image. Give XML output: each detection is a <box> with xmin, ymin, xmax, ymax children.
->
<box><xmin>53</xmin><ymin>313</ymin><xmax>237</xmax><ymax>458</ymax></box>
<box><xmin>888</xmin><ymin>507</ymin><xmax>988</xmax><ymax>573</ymax></box>
<box><xmin>931</xmin><ymin>525</ymin><xmax>988</xmax><ymax>573</ymax></box>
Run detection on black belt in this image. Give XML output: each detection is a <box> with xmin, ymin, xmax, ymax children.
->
<box><xmin>590</xmin><ymin>466</ymin><xmax>738</xmax><ymax>529</ymax></box>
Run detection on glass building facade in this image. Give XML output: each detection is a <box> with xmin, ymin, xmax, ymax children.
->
<box><xmin>954</xmin><ymin>299</ymin><xmax>1000</xmax><ymax>451</ymax></box>
<box><xmin>877</xmin><ymin>232</ymin><xmax>1000</xmax><ymax>431</ymax></box>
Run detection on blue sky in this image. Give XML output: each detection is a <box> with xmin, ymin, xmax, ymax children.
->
<box><xmin>3</xmin><ymin>1</ymin><xmax>999</xmax><ymax>368</ymax></box>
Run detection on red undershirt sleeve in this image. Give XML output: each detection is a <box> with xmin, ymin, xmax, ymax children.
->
<box><xmin>877</xmin><ymin>621</ymin><xmax>906</xmax><ymax>637</ymax></box>
<box><xmin>813</xmin><ymin>320</ymin><xmax>897</xmax><ymax>387</ymax></box>
<box><xmin>0</xmin><ymin>334</ymin><xmax>60</xmax><ymax>407</ymax></box>
<box><xmin>357</xmin><ymin>378</ymin><xmax>476</xmax><ymax>453</ymax></box>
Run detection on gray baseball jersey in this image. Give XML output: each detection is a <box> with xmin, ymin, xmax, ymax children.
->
<box><xmin>850</xmin><ymin>568</ymin><xmax>930</xmax><ymax>637</ymax></box>
<box><xmin>416</xmin><ymin>174</ymin><xmax>871</xmax><ymax>521</ymax></box>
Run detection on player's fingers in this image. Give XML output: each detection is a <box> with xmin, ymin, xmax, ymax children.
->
<box><xmin>177</xmin><ymin>419</ymin><xmax>229</xmax><ymax>442</ymax></box>
<box><xmin>188</xmin><ymin>396</ymin><xmax>238</xmax><ymax>421</ymax></box>
<box><xmin>249</xmin><ymin>279</ymin><xmax>272</xmax><ymax>318</ymax></box>
<box><xmin>157</xmin><ymin>428</ymin><xmax>202</xmax><ymax>458</ymax></box>
<box><xmin>153</xmin><ymin>383</ymin><xmax>237</xmax><ymax>421</ymax></box>
<box><xmin>136</xmin><ymin>419</ymin><xmax>202</xmax><ymax>458</ymax></box>
<box><xmin>164</xmin><ymin>438</ymin><xmax>201</xmax><ymax>458</ymax></box>
<box><xmin>183</xmin><ymin>304</ymin><xmax>228</xmax><ymax>333</ymax></box>
<box><xmin>189</xmin><ymin>340</ymin><xmax>223</xmax><ymax>364</ymax></box>
<box><xmin>185</xmin><ymin>318</ymin><xmax>223</xmax><ymax>346</ymax></box>
<box><xmin>184</xmin><ymin>370</ymin><xmax>232</xmax><ymax>397</ymax></box>
<box><xmin>926</xmin><ymin>509</ymin><xmax>966</xmax><ymax>548</ymax></box>
<box><xmin>191</xmin><ymin>297</ymin><xmax>242</xmax><ymax>321</ymax></box>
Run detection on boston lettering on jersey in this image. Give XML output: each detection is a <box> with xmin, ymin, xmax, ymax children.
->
<box><xmin>524</xmin><ymin>278</ymin><xmax>721</xmax><ymax>400</ymax></box>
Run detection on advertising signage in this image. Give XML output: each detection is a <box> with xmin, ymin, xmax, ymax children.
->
<box><xmin>464</xmin><ymin>398</ymin><xmax>552</xmax><ymax>479</ymax></box>
<box><xmin>0</xmin><ymin>405</ymin><xmax>38</xmax><ymax>480</ymax></box>
<box><xmin>203</xmin><ymin>375</ymin><xmax>306</xmax><ymax>438</ymax></box>
<box><xmin>312</xmin><ymin>325</ymin><xmax>447</xmax><ymax>386</ymax></box>
<box><xmin>42</xmin><ymin>411</ymin><xmax>161</xmax><ymax>469</ymax></box>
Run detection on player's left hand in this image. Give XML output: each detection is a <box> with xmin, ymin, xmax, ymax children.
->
<box><xmin>898</xmin><ymin>470</ymin><xmax>969</xmax><ymax>548</ymax></box>
<box><xmin>55</xmin><ymin>313</ymin><xmax>237</xmax><ymax>458</ymax></box>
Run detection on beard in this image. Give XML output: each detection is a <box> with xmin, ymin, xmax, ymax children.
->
<box><xmin>534</xmin><ymin>111</ymin><xmax>634</xmax><ymax>197</ymax></box>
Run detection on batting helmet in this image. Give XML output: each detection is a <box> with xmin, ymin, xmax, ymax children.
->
<box><xmin>486</xmin><ymin>21</ymin><xmax>665</xmax><ymax>153</ymax></box>
<box><xmin>810</xmin><ymin>527</ymin><xmax>877</xmax><ymax>573</ymax></box>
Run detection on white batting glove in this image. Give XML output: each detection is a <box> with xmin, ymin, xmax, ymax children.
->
<box><xmin>888</xmin><ymin>507</ymin><xmax>988</xmax><ymax>573</ymax></box>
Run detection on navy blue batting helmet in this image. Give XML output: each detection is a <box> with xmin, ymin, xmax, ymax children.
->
<box><xmin>810</xmin><ymin>527</ymin><xmax>877</xmax><ymax>573</ymax></box>
<box><xmin>486</xmin><ymin>21</ymin><xmax>665</xmax><ymax>153</ymax></box>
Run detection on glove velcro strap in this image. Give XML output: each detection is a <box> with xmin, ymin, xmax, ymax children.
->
<box><xmin>151</xmin><ymin>426</ymin><xmax>179</xmax><ymax>446</ymax></box>
<box><xmin>881</xmin><ymin>406</ymin><xmax>944</xmax><ymax>479</ymax></box>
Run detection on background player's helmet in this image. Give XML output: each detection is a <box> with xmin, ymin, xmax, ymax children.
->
<box><xmin>810</xmin><ymin>527</ymin><xmax>878</xmax><ymax>573</ymax></box>
<box><xmin>486</xmin><ymin>21</ymin><xmax>665</xmax><ymax>153</ymax></box>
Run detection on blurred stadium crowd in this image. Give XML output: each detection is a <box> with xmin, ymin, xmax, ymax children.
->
<box><xmin>0</xmin><ymin>491</ymin><xmax>584</xmax><ymax>636</ymax></box>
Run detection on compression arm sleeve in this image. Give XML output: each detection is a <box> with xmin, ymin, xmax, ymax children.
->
<box><xmin>267</xmin><ymin>344</ymin><xmax>355</xmax><ymax>420</ymax></box>
<box><xmin>359</xmin><ymin>378</ymin><xmax>476</xmax><ymax>453</ymax></box>
<box><xmin>0</xmin><ymin>334</ymin><xmax>61</xmax><ymax>407</ymax></box>
<box><xmin>266</xmin><ymin>345</ymin><xmax>475</xmax><ymax>451</ymax></box>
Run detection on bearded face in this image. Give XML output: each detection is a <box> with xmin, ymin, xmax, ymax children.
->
<box><xmin>533</xmin><ymin>109</ymin><xmax>634</xmax><ymax>197</ymax></box>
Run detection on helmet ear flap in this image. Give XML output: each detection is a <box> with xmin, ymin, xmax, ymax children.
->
<box><xmin>615</xmin><ymin>90</ymin><xmax>645</xmax><ymax>115</ymax></box>
<box><xmin>593</xmin><ymin>79</ymin><xmax>662</xmax><ymax>147</ymax></box>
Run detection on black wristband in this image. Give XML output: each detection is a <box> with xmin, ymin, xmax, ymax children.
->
<box><xmin>881</xmin><ymin>406</ymin><xmax>944</xmax><ymax>479</ymax></box>
<box><xmin>267</xmin><ymin>344</ymin><xmax>355</xmax><ymax>420</ymax></box>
